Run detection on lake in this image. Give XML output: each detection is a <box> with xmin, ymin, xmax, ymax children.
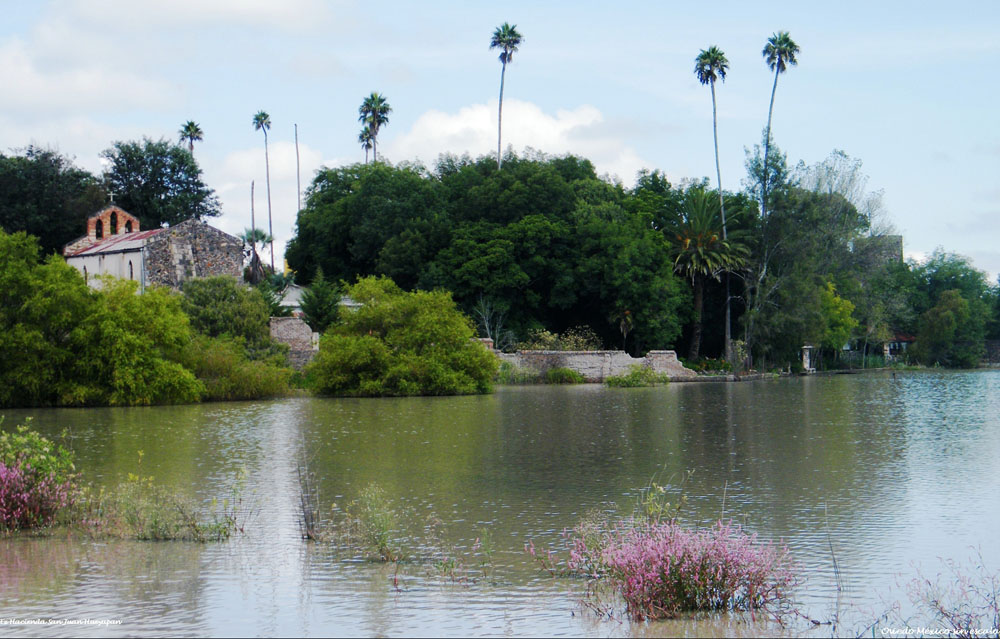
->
<box><xmin>2</xmin><ymin>370</ymin><xmax>998</xmax><ymax>636</ymax></box>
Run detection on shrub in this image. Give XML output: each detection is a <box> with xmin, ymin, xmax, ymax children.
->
<box><xmin>0</xmin><ymin>422</ymin><xmax>77</xmax><ymax>530</ymax></box>
<box><xmin>309</xmin><ymin>276</ymin><xmax>498</xmax><ymax>396</ymax></box>
<box><xmin>178</xmin><ymin>335</ymin><xmax>292</xmax><ymax>401</ymax></box>
<box><xmin>545</xmin><ymin>367</ymin><xmax>585</xmax><ymax>384</ymax></box>
<box><xmin>180</xmin><ymin>276</ymin><xmax>274</xmax><ymax>351</ymax></box>
<box><xmin>517</xmin><ymin>326</ymin><xmax>603</xmax><ymax>351</ymax></box>
<box><xmin>680</xmin><ymin>357</ymin><xmax>733</xmax><ymax>373</ymax></box>
<box><xmin>605</xmin><ymin>365</ymin><xmax>670</xmax><ymax>387</ymax></box>
<box><xmin>596</xmin><ymin>519</ymin><xmax>796</xmax><ymax>620</ymax></box>
<box><xmin>495</xmin><ymin>361</ymin><xmax>540</xmax><ymax>384</ymax></box>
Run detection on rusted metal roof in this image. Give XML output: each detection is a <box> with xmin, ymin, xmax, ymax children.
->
<box><xmin>66</xmin><ymin>229</ymin><xmax>164</xmax><ymax>256</ymax></box>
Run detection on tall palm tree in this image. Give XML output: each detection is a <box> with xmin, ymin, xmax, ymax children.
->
<box><xmin>761</xmin><ymin>31</ymin><xmax>799</xmax><ymax>218</ymax></box>
<box><xmin>252</xmin><ymin>110</ymin><xmax>275</xmax><ymax>272</ymax></box>
<box><xmin>358</xmin><ymin>93</ymin><xmax>391</xmax><ymax>162</ymax></box>
<box><xmin>695</xmin><ymin>46</ymin><xmax>733</xmax><ymax>363</ymax></box>
<box><xmin>359</xmin><ymin>127</ymin><xmax>374</xmax><ymax>164</ymax></box>
<box><xmin>668</xmin><ymin>189</ymin><xmax>748</xmax><ymax>360</ymax></box>
<box><xmin>178</xmin><ymin>121</ymin><xmax>203</xmax><ymax>155</ymax></box>
<box><xmin>490</xmin><ymin>22</ymin><xmax>522</xmax><ymax>170</ymax></box>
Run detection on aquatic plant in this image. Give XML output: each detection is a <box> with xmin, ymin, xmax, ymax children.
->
<box><xmin>545</xmin><ymin>367</ymin><xmax>585</xmax><ymax>384</ymax></box>
<box><xmin>898</xmin><ymin>551</ymin><xmax>1000</xmax><ymax>638</ymax></box>
<box><xmin>605</xmin><ymin>365</ymin><xmax>670</xmax><ymax>387</ymax></box>
<box><xmin>595</xmin><ymin>519</ymin><xmax>796</xmax><ymax>621</ymax></box>
<box><xmin>0</xmin><ymin>420</ymin><xmax>77</xmax><ymax>531</ymax></box>
<box><xmin>495</xmin><ymin>361</ymin><xmax>540</xmax><ymax>384</ymax></box>
<box><xmin>342</xmin><ymin>482</ymin><xmax>401</xmax><ymax>561</ymax></box>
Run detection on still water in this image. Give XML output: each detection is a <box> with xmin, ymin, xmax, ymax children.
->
<box><xmin>2</xmin><ymin>371</ymin><xmax>998</xmax><ymax>637</ymax></box>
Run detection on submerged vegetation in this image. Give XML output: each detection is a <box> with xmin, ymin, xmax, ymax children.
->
<box><xmin>0</xmin><ymin>421</ymin><xmax>246</xmax><ymax>541</ymax></box>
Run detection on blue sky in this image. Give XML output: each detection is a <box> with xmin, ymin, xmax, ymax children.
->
<box><xmin>3</xmin><ymin>1</ymin><xmax>999</xmax><ymax>279</ymax></box>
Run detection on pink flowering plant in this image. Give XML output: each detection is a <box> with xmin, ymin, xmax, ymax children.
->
<box><xmin>0</xmin><ymin>420</ymin><xmax>78</xmax><ymax>530</ymax></box>
<box><xmin>594</xmin><ymin>519</ymin><xmax>796</xmax><ymax>620</ymax></box>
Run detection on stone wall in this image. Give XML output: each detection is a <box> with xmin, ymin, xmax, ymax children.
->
<box><xmin>497</xmin><ymin>350</ymin><xmax>695</xmax><ymax>382</ymax></box>
<box><xmin>144</xmin><ymin>219</ymin><xmax>243</xmax><ymax>288</ymax></box>
<box><xmin>270</xmin><ymin>317</ymin><xmax>319</xmax><ymax>370</ymax></box>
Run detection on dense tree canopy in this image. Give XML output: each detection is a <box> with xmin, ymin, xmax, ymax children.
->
<box><xmin>287</xmin><ymin>153</ymin><xmax>689</xmax><ymax>353</ymax></box>
<box><xmin>0</xmin><ymin>147</ymin><xmax>106</xmax><ymax>254</ymax></box>
<box><xmin>102</xmin><ymin>138</ymin><xmax>221</xmax><ymax>229</ymax></box>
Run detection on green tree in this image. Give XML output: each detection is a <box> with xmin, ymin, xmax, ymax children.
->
<box><xmin>913</xmin><ymin>289</ymin><xmax>985</xmax><ymax>368</ymax></box>
<box><xmin>694</xmin><ymin>45</ymin><xmax>734</xmax><ymax>362</ymax></box>
<box><xmin>180</xmin><ymin>276</ymin><xmax>274</xmax><ymax>354</ymax></box>
<box><xmin>101</xmin><ymin>138</ymin><xmax>220</xmax><ymax>229</ymax></box>
<box><xmin>761</xmin><ymin>31</ymin><xmax>799</xmax><ymax>219</ymax></box>
<box><xmin>299</xmin><ymin>267</ymin><xmax>340</xmax><ymax>333</ymax></box>
<box><xmin>359</xmin><ymin>127</ymin><xmax>373</xmax><ymax>164</ymax></box>
<box><xmin>818</xmin><ymin>282</ymin><xmax>858</xmax><ymax>350</ymax></box>
<box><xmin>309</xmin><ymin>276</ymin><xmax>498</xmax><ymax>396</ymax></box>
<box><xmin>252</xmin><ymin>110</ymin><xmax>275</xmax><ymax>272</ymax></box>
<box><xmin>178</xmin><ymin>121</ymin><xmax>204</xmax><ymax>155</ymax></box>
<box><xmin>666</xmin><ymin>188</ymin><xmax>748</xmax><ymax>359</ymax></box>
<box><xmin>358</xmin><ymin>93</ymin><xmax>392</xmax><ymax>162</ymax></box>
<box><xmin>490</xmin><ymin>22</ymin><xmax>523</xmax><ymax>169</ymax></box>
<box><xmin>0</xmin><ymin>147</ymin><xmax>106</xmax><ymax>254</ymax></box>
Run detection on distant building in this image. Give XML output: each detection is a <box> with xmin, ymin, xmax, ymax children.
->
<box><xmin>63</xmin><ymin>206</ymin><xmax>243</xmax><ymax>290</ymax></box>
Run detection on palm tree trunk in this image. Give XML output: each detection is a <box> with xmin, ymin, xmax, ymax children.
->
<box><xmin>371</xmin><ymin>124</ymin><xmax>377</xmax><ymax>163</ymax></box>
<box><xmin>762</xmin><ymin>70</ymin><xmax>780</xmax><ymax>219</ymax></box>
<box><xmin>688</xmin><ymin>275</ymin><xmax>704</xmax><ymax>360</ymax></box>
<box><xmin>264</xmin><ymin>131</ymin><xmax>274</xmax><ymax>272</ymax></box>
<box><xmin>711</xmin><ymin>79</ymin><xmax>733</xmax><ymax>364</ymax></box>
<box><xmin>497</xmin><ymin>61</ymin><xmax>507</xmax><ymax>169</ymax></box>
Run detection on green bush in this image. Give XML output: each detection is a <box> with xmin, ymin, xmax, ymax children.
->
<box><xmin>517</xmin><ymin>326</ymin><xmax>603</xmax><ymax>351</ymax></box>
<box><xmin>605</xmin><ymin>365</ymin><xmax>670</xmax><ymax>387</ymax></box>
<box><xmin>545</xmin><ymin>367</ymin><xmax>585</xmax><ymax>384</ymax></box>
<box><xmin>309</xmin><ymin>276</ymin><xmax>498</xmax><ymax>396</ymax></box>
<box><xmin>177</xmin><ymin>335</ymin><xmax>292</xmax><ymax>401</ymax></box>
<box><xmin>0</xmin><ymin>420</ymin><xmax>75</xmax><ymax>485</ymax></box>
<box><xmin>0</xmin><ymin>421</ymin><xmax>78</xmax><ymax>530</ymax></box>
<box><xmin>495</xmin><ymin>361</ymin><xmax>540</xmax><ymax>384</ymax></box>
<box><xmin>680</xmin><ymin>357</ymin><xmax>733</xmax><ymax>373</ymax></box>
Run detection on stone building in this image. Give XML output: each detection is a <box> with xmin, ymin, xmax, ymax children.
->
<box><xmin>63</xmin><ymin>206</ymin><xmax>243</xmax><ymax>290</ymax></box>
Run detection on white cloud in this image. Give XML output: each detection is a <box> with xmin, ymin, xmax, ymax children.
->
<box><xmin>206</xmin><ymin>141</ymin><xmax>344</xmax><ymax>271</ymax></box>
<box><xmin>0</xmin><ymin>39</ymin><xmax>173</xmax><ymax>116</ymax></box>
<box><xmin>384</xmin><ymin>100</ymin><xmax>650</xmax><ymax>184</ymax></box>
<box><xmin>64</xmin><ymin>0</ymin><xmax>336</xmax><ymax>32</ymax></box>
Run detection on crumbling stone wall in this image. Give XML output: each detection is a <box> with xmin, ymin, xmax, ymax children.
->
<box><xmin>270</xmin><ymin>317</ymin><xmax>319</xmax><ymax>370</ymax></box>
<box><xmin>144</xmin><ymin>219</ymin><xmax>242</xmax><ymax>288</ymax></box>
<box><xmin>497</xmin><ymin>350</ymin><xmax>695</xmax><ymax>382</ymax></box>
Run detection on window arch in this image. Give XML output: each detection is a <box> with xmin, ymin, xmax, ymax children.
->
<box><xmin>128</xmin><ymin>261</ymin><xmax>134</xmax><ymax>280</ymax></box>
<box><xmin>109</xmin><ymin>211</ymin><xmax>118</xmax><ymax>235</ymax></box>
<box><xmin>94</xmin><ymin>219</ymin><xmax>104</xmax><ymax>240</ymax></box>
<box><xmin>125</xmin><ymin>220</ymin><xmax>133</xmax><ymax>233</ymax></box>
<box><xmin>83</xmin><ymin>266</ymin><xmax>88</xmax><ymax>281</ymax></box>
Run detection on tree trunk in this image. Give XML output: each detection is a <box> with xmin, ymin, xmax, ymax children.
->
<box><xmin>688</xmin><ymin>275</ymin><xmax>704</xmax><ymax>360</ymax></box>
<box><xmin>497</xmin><ymin>61</ymin><xmax>507</xmax><ymax>169</ymax></box>
<box><xmin>264</xmin><ymin>131</ymin><xmax>274</xmax><ymax>272</ymax></box>
<box><xmin>762</xmin><ymin>70</ymin><xmax>780</xmax><ymax>219</ymax></box>
<box><xmin>711</xmin><ymin>79</ymin><xmax>733</xmax><ymax>365</ymax></box>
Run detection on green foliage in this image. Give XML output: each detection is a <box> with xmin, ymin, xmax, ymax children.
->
<box><xmin>495</xmin><ymin>361</ymin><xmax>540</xmax><ymax>384</ymax></box>
<box><xmin>72</xmin><ymin>463</ymin><xmax>244</xmax><ymax>541</ymax></box>
<box><xmin>343</xmin><ymin>482</ymin><xmax>400</xmax><ymax>561</ymax></box>
<box><xmin>101</xmin><ymin>137</ymin><xmax>221</xmax><ymax>229</ymax></box>
<box><xmin>605</xmin><ymin>365</ymin><xmax>671</xmax><ymax>388</ymax></box>
<box><xmin>0</xmin><ymin>420</ymin><xmax>75</xmax><ymax>485</ymax></box>
<box><xmin>913</xmin><ymin>289</ymin><xmax>986</xmax><ymax>368</ymax></box>
<box><xmin>545</xmin><ymin>367</ymin><xmax>585</xmax><ymax>384</ymax></box>
<box><xmin>0</xmin><ymin>230</ymin><xmax>203</xmax><ymax>407</ymax></box>
<box><xmin>73</xmin><ymin>279</ymin><xmax>204</xmax><ymax>406</ymax></box>
<box><xmin>180</xmin><ymin>276</ymin><xmax>273</xmax><ymax>348</ymax></box>
<box><xmin>177</xmin><ymin>335</ymin><xmax>292</xmax><ymax>401</ymax></box>
<box><xmin>300</xmin><ymin>268</ymin><xmax>340</xmax><ymax>332</ymax></box>
<box><xmin>516</xmin><ymin>326</ymin><xmax>602</xmax><ymax>351</ymax></box>
<box><xmin>286</xmin><ymin>154</ymin><xmax>687</xmax><ymax>353</ymax></box>
<box><xmin>680</xmin><ymin>357</ymin><xmax>733</xmax><ymax>373</ymax></box>
<box><xmin>309</xmin><ymin>276</ymin><xmax>499</xmax><ymax>396</ymax></box>
<box><xmin>0</xmin><ymin>147</ymin><xmax>106</xmax><ymax>255</ymax></box>
<box><xmin>818</xmin><ymin>282</ymin><xmax>859</xmax><ymax>349</ymax></box>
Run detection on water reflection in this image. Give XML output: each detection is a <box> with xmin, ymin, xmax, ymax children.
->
<box><xmin>2</xmin><ymin>371</ymin><xmax>999</xmax><ymax>636</ymax></box>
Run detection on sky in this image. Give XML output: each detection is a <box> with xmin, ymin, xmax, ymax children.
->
<box><xmin>3</xmin><ymin>1</ymin><xmax>999</xmax><ymax>279</ymax></box>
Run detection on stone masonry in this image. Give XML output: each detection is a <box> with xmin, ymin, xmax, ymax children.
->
<box><xmin>270</xmin><ymin>317</ymin><xmax>319</xmax><ymax>370</ymax></box>
<box><xmin>143</xmin><ymin>219</ymin><xmax>243</xmax><ymax>288</ymax></box>
<box><xmin>498</xmin><ymin>350</ymin><xmax>696</xmax><ymax>382</ymax></box>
